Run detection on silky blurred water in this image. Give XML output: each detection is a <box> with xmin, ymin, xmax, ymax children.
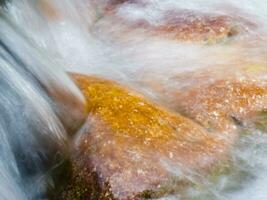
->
<box><xmin>1</xmin><ymin>0</ymin><xmax>267</xmax><ymax>199</ymax></box>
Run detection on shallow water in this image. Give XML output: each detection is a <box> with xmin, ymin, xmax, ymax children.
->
<box><xmin>2</xmin><ymin>0</ymin><xmax>267</xmax><ymax>199</ymax></box>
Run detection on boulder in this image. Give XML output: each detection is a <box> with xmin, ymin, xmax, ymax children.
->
<box><xmin>58</xmin><ymin>74</ymin><xmax>233</xmax><ymax>200</ymax></box>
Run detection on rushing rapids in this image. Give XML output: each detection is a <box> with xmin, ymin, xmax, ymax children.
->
<box><xmin>2</xmin><ymin>0</ymin><xmax>267</xmax><ymax>199</ymax></box>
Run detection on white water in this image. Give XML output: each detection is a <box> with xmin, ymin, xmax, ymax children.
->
<box><xmin>2</xmin><ymin>0</ymin><xmax>267</xmax><ymax>199</ymax></box>
<box><xmin>0</xmin><ymin>1</ymin><xmax>85</xmax><ymax>199</ymax></box>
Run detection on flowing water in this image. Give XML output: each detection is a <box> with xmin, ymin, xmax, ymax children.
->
<box><xmin>1</xmin><ymin>0</ymin><xmax>267</xmax><ymax>199</ymax></box>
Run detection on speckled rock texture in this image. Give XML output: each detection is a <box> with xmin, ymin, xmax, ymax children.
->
<box><xmin>57</xmin><ymin>74</ymin><xmax>233</xmax><ymax>200</ymax></box>
<box><xmin>136</xmin><ymin>65</ymin><xmax>267</xmax><ymax>134</ymax></box>
<box><xmin>173</xmin><ymin>79</ymin><xmax>267</xmax><ymax>131</ymax></box>
<box><xmin>100</xmin><ymin>0</ymin><xmax>254</xmax><ymax>44</ymax></box>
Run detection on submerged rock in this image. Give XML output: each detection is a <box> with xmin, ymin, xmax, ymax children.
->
<box><xmin>137</xmin><ymin>65</ymin><xmax>267</xmax><ymax>134</ymax></box>
<box><xmin>151</xmin><ymin>11</ymin><xmax>243</xmax><ymax>44</ymax></box>
<box><xmin>58</xmin><ymin>74</ymin><xmax>233</xmax><ymax>200</ymax></box>
<box><xmin>173</xmin><ymin>79</ymin><xmax>267</xmax><ymax>130</ymax></box>
<box><xmin>153</xmin><ymin>73</ymin><xmax>267</xmax><ymax>135</ymax></box>
<box><xmin>98</xmin><ymin>1</ymin><xmax>254</xmax><ymax>44</ymax></box>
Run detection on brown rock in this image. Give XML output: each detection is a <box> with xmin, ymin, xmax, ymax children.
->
<box><xmin>173</xmin><ymin>79</ymin><xmax>267</xmax><ymax>131</ymax></box>
<box><xmin>98</xmin><ymin>2</ymin><xmax>254</xmax><ymax>44</ymax></box>
<box><xmin>59</xmin><ymin>74</ymin><xmax>233</xmax><ymax>200</ymax></box>
<box><xmin>38</xmin><ymin>0</ymin><xmax>61</xmax><ymax>20</ymax></box>
<box><xmin>156</xmin><ymin>11</ymin><xmax>239</xmax><ymax>44</ymax></box>
<box><xmin>136</xmin><ymin>64</ymin><xmax>267</xmax><ymax>133</ymax></box>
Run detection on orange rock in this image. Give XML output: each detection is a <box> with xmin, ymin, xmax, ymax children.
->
<box><xmin>60</xmin><ymin>74</ymin><xmax>233</xmax><ymax>200</ymax></box>
<box><xmin>136</xmin><ymin>63</ymin><xmax>267</xmax><ymax>133</ymax></box>
<box><xmin>156</xmin><ymin>12</ymin><xmax>239</xmax><ymax>44</ymax></box>
<box><xmin>173</xmin><ymin>79</ymin><xmax>267</xmax><ymax>131</ymax></box>
<box><xmin>99</xmin><ymin>2</ymin><xmax>254</xmax><ymax>44</ymax></box>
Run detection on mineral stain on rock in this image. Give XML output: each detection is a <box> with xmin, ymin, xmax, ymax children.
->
<box><xmin>101</xmin><ymin>1</ymin><xmax>254</xmax><ymax>44</ymax></box>
<box><xmin>56</xmin><ymin>74</ymin><xmax>235</xmax><ymax>200</ymax></box>
<box><xmin>172</xmin><ymin>79</ymin><xmax>267</xmax><ymax>132</ymax></box>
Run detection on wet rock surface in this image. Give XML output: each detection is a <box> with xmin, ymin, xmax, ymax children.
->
<box><xmin>96</xmin><ymin>1</ymin><xmax>255</xmax><ymax>44</ymax></box>
<box><xmin>136</xmin><ymin>65</ymin><xmax>267</xmax><ymax>133</ymax></box>
<box><xmin>173</xmin><ymin>79</ymin><xmax>267</xmax><ymax>131</ymax></box>
<box><xmin>56</xmin><ymin>74</ymin><xmax>233</xmax><ymax>200</ymax></box>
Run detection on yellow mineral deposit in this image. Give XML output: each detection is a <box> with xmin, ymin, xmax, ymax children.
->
<box><xmin>59</xmin><ymin>73</ymin><xmax>235</xmax><ymax>200</ymax></box>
